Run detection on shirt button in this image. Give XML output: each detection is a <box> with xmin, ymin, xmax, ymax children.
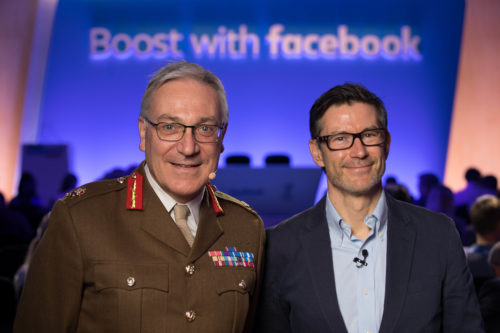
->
<box><xmin>337</xmin><ymin>237</ymin><xmax>341</xmax><ymax>243</ymax></box>
<box><xmin>185</xmin><ymin>264</ymin><xmax>195</xmax><ymax>277</ymax></box>
<box><xmin>363</xmin><ymin>289</ymin><xmax>368</xmax><ymax>296</ymax></box>
<box><xmin>126</xmin><ymin>276</ymin><xmax>136</xmax><ymax>287</ymax></box>
<box><xmin>378</xmin><ymin>232</ymin><xmax>383</xmax><ymax>237</ymax></box>
<box><xmin>185</xmin><ymin>310</ymin><xmax>196</xmax><ymax>322</ymax></box>
<box><xmin>367</xmin><ymin>330</ymin><xmax>372</xmax><ymax>333</ymax></box>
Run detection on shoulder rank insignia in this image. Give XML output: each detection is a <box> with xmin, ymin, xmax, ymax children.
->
<box><xmin>208</xmin><ymin>246</ymin><xmax>254</xmax><ymax>268</ymax></box>
<box><xmin>206</xmin><ymin>183</ymin><xmax>224</xmax><ymax>215</ymax></box>
<box><xmin>65</xmin><ymin>187</ymin><xmax>86</xmax><ymax>198</ymax></box>
<box><xmin>126</xmin><ymin>171</ymin><xmax>143</xmax><ymax>210</ymax></box>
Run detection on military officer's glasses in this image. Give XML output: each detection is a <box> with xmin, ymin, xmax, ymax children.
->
<box><xmin>316</xmin><ymin>128</ymin><xmax>387</xmax><ymax>151</ymax></box>
<box><xmin>145</xmin><ymin>118</ymin><xmax>224</xmax><ymax>143</ymax></box>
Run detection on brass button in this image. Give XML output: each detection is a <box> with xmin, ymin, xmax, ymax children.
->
<box><xmin>126</xmin><ymin>276</ymin><xmax>136</xmax><ymax>287</ymax></box>
<box><xmin>238</xmin><ymin>280</ymin><xmax>247</xmax><ymax>290</ymax></box>
<box><xmin>185</xmin><ymin>264</ymin><xmax>195</xmax><ymax>277</ymax></box>
<box><xmin>185</xmin><ymin>310</ymin><xmax>196</xmax><ymax>322</ymax></box>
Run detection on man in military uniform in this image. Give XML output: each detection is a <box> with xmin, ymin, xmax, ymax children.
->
<box><xmin>14</xmin><ymin>61</ymin><xmax>265</xmax><ymax>333</ymax></box>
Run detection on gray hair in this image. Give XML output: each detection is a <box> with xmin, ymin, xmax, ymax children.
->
<box><xmin>140</xmin><ymin>61</ymin><xmax>228</xmax><ymax>124</ymax></box>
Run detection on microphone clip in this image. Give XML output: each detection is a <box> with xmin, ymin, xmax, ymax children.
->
<box><xmin>353</xmin><ymin>249</ymin><xmax>369</xmax><ymax>268</ymax></box>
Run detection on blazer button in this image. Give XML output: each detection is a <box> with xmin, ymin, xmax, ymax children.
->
<box><xmin>126</xmin><ymin>276</ymin><xmax>136</xmax><ymax>287</ymax></box>
<box><xmin>185</xmin><ymin>264</ymin><xmax>195</xmax><ymax>277</ymax></box>
<box><xmin>185</xmin><ymin>310</ymin><xmax>196</xmax><ymax>322</ymax></box>
<box><xmin>238</xmin><ymin>280</ymin><xmax>247</xmax><ymax>291</ymax></box>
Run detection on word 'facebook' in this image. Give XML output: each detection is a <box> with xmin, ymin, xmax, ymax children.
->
<box><xmin>90</xmin><ymin>24</ymin><xmax>421</xmax><ymax>61</ymax></box>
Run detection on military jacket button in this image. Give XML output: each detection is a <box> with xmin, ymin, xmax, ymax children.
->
<box><xmin>238</xmin><ymin>280</ymin><xmax>247</xmax><ymax>291</ymax></box>
<box><xmin>126</xmin><ymin>276</ymin><xmax>136</xmax><ymax>287</ymax></box>
<box><xmin>185</xmin><ymin>310</ymin><xmax>196</xmax><ymax>322</ymax></box>
<box><xmin>185</xmin><ymin>264</ymin><xmax>195</xmax><ymax>277</ymax></box>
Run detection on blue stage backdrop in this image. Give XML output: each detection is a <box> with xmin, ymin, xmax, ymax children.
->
<box><xmin>33</xmin><ymin>0</ymin><xmax>465</xmax><ymax>198</ymax></box>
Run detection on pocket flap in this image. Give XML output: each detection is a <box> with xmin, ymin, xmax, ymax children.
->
<box><xmin>94</xmin><ymin>263</ymin><xmax>169</xmax><ymax>292</ymax></box>
<box><xmin>215</xmin><ymin>268</ymin><xmax>256</xmax><ymax>295</ymax></box>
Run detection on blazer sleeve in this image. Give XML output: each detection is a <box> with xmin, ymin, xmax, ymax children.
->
<box><xmin>255</xmin><ymin>227</ymin><xmax>293</xmax><ymax>333</ymax></box>
<box><xmin>243</xmin><ymin>215</ymin><xmax>266</xmax><ymax>333</ymax></box>
<box><xmin>14</xmin><ymin>200</ymin><xmax>84</xmax><ymax>333</ymax></box>
<box><xmin>441</xmin><ymin>217</ymin><xmax>484</xmax><ymax>332</ymax></box>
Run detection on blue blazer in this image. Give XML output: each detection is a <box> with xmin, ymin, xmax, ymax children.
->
<box><xmin>257</xmin><ymin>193</ymin><xmax>483</xmax><ymax>332</ymax></box>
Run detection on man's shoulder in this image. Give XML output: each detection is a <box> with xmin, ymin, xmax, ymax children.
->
<box><xmin>268</xmin><ymin>199</ymin><xmax>325</xmax><ymax>238</ymax></box>
<box><xmin>388</xmin><ymin>196</ymin><xmax>453</xmax><ymax>224</ymax></box>
<box><xmin>58</xmin><ymin>176</ymin><xmax>129</xmax><ymax>208</ymax></box>
<box><xmin>213</xmin><ymin>188</ymin><xmax>260</xmax><ymax>218</ymax></box>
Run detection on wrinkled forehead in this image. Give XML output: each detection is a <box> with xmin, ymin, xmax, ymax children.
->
<box><xmin>149</xmin><ymin>78</ymin><xmax>223</xmax><ymax>122</ymax></box>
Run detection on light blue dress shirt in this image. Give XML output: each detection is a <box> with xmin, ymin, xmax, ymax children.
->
<box><xmin>326</xmin><ymin>191</ymin><xmax>388</xmax><ymax>333</ymax></box>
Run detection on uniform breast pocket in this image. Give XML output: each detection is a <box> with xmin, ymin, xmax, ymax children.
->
<box><xmin>87</xmin><ymin>262</ymin><xmax>169</xmax><ymax>332</ymax></box>
<box><xmin>212</xmin><ymin>268</ymin><xmax>256</xmax><ymax>331</ymax></box>
<box><xmin>215</xmin><ymin>268</ymin><xmax>256</xmax><ymax>296</ymax></box>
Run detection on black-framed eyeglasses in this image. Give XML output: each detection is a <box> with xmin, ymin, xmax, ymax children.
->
<box><xmin>316</xmin><ymin>128</ymin><xmax>387</xmax><ymax>151</ymax></box>
<box><xmin>144</xmin><ymin>118</ymin><xmax>224</xmax><ymax>143</ymax></box>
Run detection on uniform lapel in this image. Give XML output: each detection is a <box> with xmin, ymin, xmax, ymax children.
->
<box><xmin>188</xmin><ymin>192</ymin><xmax>223</xmax><ymax>262</ymax></box>
<box><xmin>139</xmin><ymin>170</ymin><xmax>191</xmax><ymax>256</ymax></box>
<box><xmin>301</xmin><ymin>197</ymin><xmax>348</xmax><ymax>333</ymax></box>
<box><xmin>379</xmin><ymin>195</ymin><xmax>416</xmax><ymax>333</ymax></box>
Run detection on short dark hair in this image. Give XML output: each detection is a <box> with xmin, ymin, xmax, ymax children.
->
<box><xmin>464</xmin><ymin>168</ymin><xmax>481</xmax><ymax>182</ymax></box>
<box><xmin>470</xmin><ymin>195</ymin><xmax>500</xmax><ymax>236</ymax></box>
<box><xmin>309</xmin><ymin>83</ymin><xmax>387</xmax><ymax>138</ymax></box>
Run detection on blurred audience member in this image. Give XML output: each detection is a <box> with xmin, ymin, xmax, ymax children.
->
<box><xmin>13</xmin><ymin>212</ymin><xmax>50</xmax><ymax>299</ymax></box>
<box><xmin>384</xmin><ymin>176</ymin><xmax>413</xmax><ymax>203</ymax></box>
<box><xmin>414</xmin><ymin>172</ymin><xmax>439</xmax><ymax>206</ymax></box>
<box><xmin>8</xmin><ymin>172</ymin><xmax>47</xmax><ymax>231</ymax></box>
<box><xmin>455</xmin><ymin>168</ymin><xmax>494</xmax><ymax>210</ymax></box>
<box><xmin>0</xmin><ymin>193</ymin><xmax>34</xmax><ymax>246</ymax></box>
<box><xmin>465</xmin><ymin>195</ymin><xmax>500</xmax><ymax>292</ymax></box>
<box><xmin>478</xmin><ymin>242</ymin><xmax>500</xmax><ymax>333</ymax></box>
<box><xmin>425</xmin><ymin>184</ymin><xmax>467</xmax><ymax>243</ymax></box>
<box><xmin>481</xmin><ymin>175</ymin><xmax>498</xmax><ymax>195</ymax></box>
<box><xmin>47</xmin><ymin>173</ymin><xmax>78</xmax><ymax>209</ymax></box>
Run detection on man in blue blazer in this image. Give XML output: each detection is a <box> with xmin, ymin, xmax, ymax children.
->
<box><xmin>256</xmin><ymin>83</ymin><xmax>483</xmax><ymax>332</ymax></box>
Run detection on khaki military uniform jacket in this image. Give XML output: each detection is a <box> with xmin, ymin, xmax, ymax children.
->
<box><xmin>14</xmin><ymin>163</ymin><xmax>265</xmax><ymax>333</ymax></box>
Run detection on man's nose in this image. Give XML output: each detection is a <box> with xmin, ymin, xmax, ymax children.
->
<box><xmin>349</xmin><ymin>137</ymin><xmax>368</xmax><ymax>158</ymax></box>
<box><xmin>177</xmin><ymin>128</ymin><xmax>199</xmax><ymax>155</ymax></box>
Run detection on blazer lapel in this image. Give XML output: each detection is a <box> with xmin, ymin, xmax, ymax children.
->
<box><xmin>379</xmin><ymin>195</ymin><xmax>416</xmax><ymax>333</ymax></box>
<box><xmin>301</xmin><ymin>197</ymin><xmax>348</xmax><ymax>333</ymax></box>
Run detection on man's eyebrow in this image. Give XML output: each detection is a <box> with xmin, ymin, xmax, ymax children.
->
<box><xmin>156</xmin><ymin>115</ymin><xmax>179</xmax><ymax>122</ymax></box>
<box><xmin>155</xmin><ymin>115</ymin><xmax>219</xmax><ymax>124</ymax></box>
<box><xmin>324</xmin><ymin>126</ymin><xmax>381</xmax><ymax>136</ymax></box>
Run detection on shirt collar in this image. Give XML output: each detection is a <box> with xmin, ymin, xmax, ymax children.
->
<box><xmin>325</xmin><ymin>191</ymin><xmax>388</xmax><ymax>242</ymax></box>
<box><xmin>144</xmin><ymin>164</ymin><xmax>204</xmax><ymax>223</ymax></box>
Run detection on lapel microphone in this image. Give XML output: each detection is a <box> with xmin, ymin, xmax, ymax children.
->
<box><xmin>353</xmin><ymin>249</ymin><xmax>369</xmax><ymax>267</ymax></box>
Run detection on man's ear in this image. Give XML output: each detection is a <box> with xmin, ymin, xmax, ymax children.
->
<box><xmin>309</xmin><ymin>139</ymin><xmax>325</xmax><ymax>167</ymax></box>
<box><xmin>138</xmin><ymin>117</ymin><xmax>147</xmax><ymax>152</ymax></box>
<box><xmin>384</xmin><ymin>131</ymin><xmax>391</xmax><ymax>160</ymax></box>
<box><xmin>219</xmin><ymin>123</ymin><xmax>228</xmax><ymax>153</ymax></box>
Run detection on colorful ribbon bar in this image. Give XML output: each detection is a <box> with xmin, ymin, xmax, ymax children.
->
<box><xmin>208</xmin><ymin>246</ymin><xmax>255</xmax><ymax>268</ymax></box>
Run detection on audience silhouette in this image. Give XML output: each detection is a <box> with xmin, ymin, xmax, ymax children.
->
<box><xmin>1</xmin><ymin>163</ymin><xmax>499</xmax><ymax>331</ymax></box>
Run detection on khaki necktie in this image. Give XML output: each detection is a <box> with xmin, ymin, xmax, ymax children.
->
<box><xmin>173</xmin><ymin>204</ymin><xmax>195</xmax><ymax>246</ymax></box>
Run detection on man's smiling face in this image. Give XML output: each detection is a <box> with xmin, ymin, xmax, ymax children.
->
<box><xmin>139</xmin><ymin>77</ymin><xmax>225</xmax><ymax>203</ymax></box>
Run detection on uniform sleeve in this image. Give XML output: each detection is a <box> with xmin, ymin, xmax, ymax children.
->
<box><xmin>243</xmin><ymin>215</ymin><xmax>266</xmax><ymax>333</ymax></box>
<box><xmin>442</xmin><ymin>217</ymin><xmax>484</xmax><ymax>332</ymax></box>
<box><xmin>255</xmin><ymin>228</ymin><xmax>293</xmax><ymax>333</ymax></box>
<box><xmin>14</xmin><ymin>200</ymin><xmax>84</xmax><ymax>333</ymax></box>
